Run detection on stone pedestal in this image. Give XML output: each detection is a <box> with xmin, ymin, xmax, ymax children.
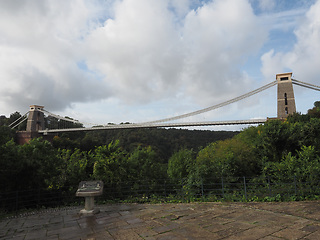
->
<box><xmin>79</xmin><ymin>196</ymin><xmax>100</xmax><ymax>214</ymax></box>
<box><xmin>76</xmin><ymin>181</ymin><xmax>103</xmax><ymax>215</ymax></box>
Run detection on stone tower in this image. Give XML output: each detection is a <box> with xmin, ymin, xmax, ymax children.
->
<box><xmin>16</xmin><ymin>105</ymin><xmax>55</xmax><ymax>145</ymax></box>
<box><xmin>26</xmin><ymin>105</ymin><xmax>45</xmax><ymax>132</ymax></box>
<box><xmin>276</xmin><ymin>73</ymin><xmax>296</xmax><ymax>119</ymax></box>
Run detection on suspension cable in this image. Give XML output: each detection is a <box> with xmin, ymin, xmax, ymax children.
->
<box><xmin>31</xmin><ymin>78</ymin><xmax>318</xmax><ymax>129</ymax></box>
<box><xmin>41</xmin><ymin>109</ymin><xmax>102</xmax><ymax>127</ymax></box>
<box><xmin>11</xmin><ymin>116</ymin><xmax>28</xmax><ymax>129</ymax></box>
<box><xmin>143</xmin><ymin>81</ymin><xmax>277</xmax><ymax>124</ymax></box>
<box><xmin>9</xmin><ymin>112</ymin><xmax>29</xmax><ymax>128</ymax></box>
<box><xmin>40</xmin><ymin>109</ymin><xmax>82</xmax><ymax>125</ymax></box>
<box><xmin>292</xmin><ymin>79</ymin><xmax>320</xmax><ymax>91</ymax></box>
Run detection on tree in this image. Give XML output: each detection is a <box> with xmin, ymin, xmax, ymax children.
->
<box><xmin>0</xmin><ymin>125</ymin><xmax>16</xmax><ymax>145</ymax></box>
<box><xmin>307</xmin><ymin>101</ymin><xmax>320</xmax><ymax>118</ymax></box>
<box><xmin>59</xmin><ymin>148</ymin><xmax>92</xmax><ymax>187</ymax></box>
<box><xmin>263</xmin><ymin>146</ymin><xmax>320</xmax><ymax>186</ymax></box>
<box><xmin>18</xmin><ymin>138</ymin><xmax>63</xmax><ymax>189</ymax></box>
<box><xmin>127</xmin><ymin>146</ymin><xmax>167</xmax><ymax>182</ymax></box>
<box><xmin>297</xmin><ymin>118</ymin><xmax>320</xmax><ymax>151</ymax></box>
<box><xmin>253</xmin><ymin>120</ymin><xmax>291</xmax><ymax>162</ymax></box>
<box><xmin>192</xmin><ymin>137</ymin><xmax>258</xmax><ymax>186</ymax></box>
<box><xmin>0</xmin><ymin>138</ymin><xmax>63</xmax><ymax>192</ymax></box>
<box><xmin>0</xmin><ymin>140</ymin><xmax>23</xmax><ymax>192</ymax></box>
<box><xmin>167</xmin><ymin>148</ymin><xmax>195</xmax><ymax>183</ymax></box>
<box><xmin>8</xmin><ymin>111</ymin><xmax>26</xmax><ymax>131</ymax></box>
<box><xmin>92</xmin><ymin>140</ymin><xmax>128</xmax><ymax>186</ymax></box>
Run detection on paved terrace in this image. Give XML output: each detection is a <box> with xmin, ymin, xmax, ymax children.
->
<box><xmin>1</xmin><ymin>201</ymin><xmax>320</xmax><ymax>239</ymax></box>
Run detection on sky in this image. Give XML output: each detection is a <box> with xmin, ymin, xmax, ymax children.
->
<box><xmin>0</xmin><ymin>0</ymin><xmax>319</xmax><ymax>130</ymax></box>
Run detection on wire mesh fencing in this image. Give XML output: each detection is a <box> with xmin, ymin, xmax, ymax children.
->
<box><xmin>1</xmin><ymin>175</ymin><xmax>320</xmax><ymax>218</ymax></box>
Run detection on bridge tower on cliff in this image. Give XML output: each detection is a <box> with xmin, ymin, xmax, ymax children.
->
<box><xmin>16</xmin><ymin>72</ymin><xmax>320</xmax><ymax>144</ymax></box>
<box><xmin>276</xmin><ymin>72</ymin><xmax>296</xmax><ymax>119</ymax></box>
<box><xmin>26</xmin><ymin>105</ymin><xmax>45</xmax><ymax>132</ymax></box>
<box><xmin>16</xmin><ymin>105</ymin><xmax>48</xmax><ymax>144</ymax></box>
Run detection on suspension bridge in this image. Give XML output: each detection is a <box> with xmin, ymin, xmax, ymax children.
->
<box><xmin>11</xmin><ymin>73</ymin><xmax>320</xmax><ymax>144</ymax></box>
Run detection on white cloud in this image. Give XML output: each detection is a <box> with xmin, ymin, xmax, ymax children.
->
<box><xmin>261</xmin><ymin>0</ymin><xmax>320</xmax><ymax>83</ymax></box>
<box><xmin>84</xmin><ymin>0</ymin><xmax>184</xmax><ymax>104</ymax></box>
<box><xmin>258</xmin><ymin>0</ymin><xmax>276</xmax><ymax>11</ymax></box>
<box><xmin>170</xmin><ymin>0</ymin><xmax>191</xmax><ymax>18</ymax></box>
<box><xmin>85</xmin><ymin>0</ymin><xmax>266</xmax><ymax>107</ymax></box>
<box><xmin>181</xmin><ymin>0</ymin><xmax>267</xmax><ymax>104</ymax></box>
<box><xmin>0</xmin><ymin>0</ymin><xmax>268</xmax><ymax>122</ymax></box>
<box><xmin>0</xmin><ymin>0</ymin><xmax>110</xmax><ymax>114</ymax></box>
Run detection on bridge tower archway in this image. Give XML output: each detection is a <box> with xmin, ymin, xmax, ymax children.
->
<box><xmin>276</xmin><ymin>73</ymin><xmax>296</xmax><ymax>119</ymax></box>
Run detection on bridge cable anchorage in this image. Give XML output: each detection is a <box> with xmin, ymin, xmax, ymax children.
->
<box><xmin>292</xmin><ymin>79</ymin><xmax>320</xmax><ymax>91</ymax></box>
<box><xmin>142</xmin><ymin>81</ymin><xmax>277</xmax><ymax>124</ymax></box>
<box><xmin>9</xmin><ymin>112</ymin><xmax>29</xmax><ymax>129</ymax></box>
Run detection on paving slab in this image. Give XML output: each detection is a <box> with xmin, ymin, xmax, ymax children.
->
<box><xmin>1</xmin><ymin>201</ymin><xmax>320</xmax><ymax>239</ymax></box>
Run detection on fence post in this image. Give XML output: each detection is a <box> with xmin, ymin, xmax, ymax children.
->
<box><xmin>15</xmin><ymin>191</ymin><xmax>19</xmax><ymax>212</ymax></box>
<box><xmin>268</xmin><ymin>176</ymin><xmax>271</xmax><ymax>197</ymax></box>
<box><xmin>181</xmin><ymin>180</ymin><xmax>184</xmax><ymax>201</ymax></box>
<box><xmin>201</xmin><ymin>178</ymin><xmax>204</xmax><ymax>199</ymax></box>
<box><xmin>294</xmin><ymin>175</ymin><xmax>297</xmax><ymax>195</ymax></box>
<box><xmin>221</xmin><ymin>177</ymin><xmax>225</xmax><ymax>198</ymax></box>
<box><xmin>243</xmin><ymin>177</ymin><xmax>247</xmax><ymax>201</ymax></box>
<box><xmin>37</xmin><ymin>188</ymin><xmax>40</xmax><ymax>208</ymax></box>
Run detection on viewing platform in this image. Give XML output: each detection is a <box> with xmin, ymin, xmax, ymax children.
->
<box><xmin>1</xmin><ymin>201</ymin><xmax>320</xmax><ymax>239</ymax></box>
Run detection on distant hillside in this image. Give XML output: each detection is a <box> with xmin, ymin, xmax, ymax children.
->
<box><xmin>54</xmin><ymin>128</ymin><xmax>239</xmax><ymax>161</ymax></box>
<box><xmin>0</xmin><ymin>111</ymin><xmax>238</xmax><ymax>160</ymax></box>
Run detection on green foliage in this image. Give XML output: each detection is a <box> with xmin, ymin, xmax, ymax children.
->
<box><xmin>238</xmin><ymin>112</ymin><xmax>320</xmax><ymax>163</ymax></box>
<box><xmin>298</xmin><ymin>118</ymin><xmax>320</xmax><ymax>150</ymax></box>
<box><xmin>52</xmin><ymin>127</ymin><xmax>237</xmax><ymax>160</ymax></box>
<box><xmin>0</xmin><ymin>140</ymin><xmax>23</xmax><ymax>191</ymax></box>
<box><xmin>53</xmin><ymin>135</ymin><xmax>79</xmax><ymax>150</ymax></box>
<box><xmin>92</xmin><ymin>140</ymin><xmax>128</xmax><ymax>185</ymax></box>
<box><xmin>263</xmin><ymin>146</ymin><xmax>320</xmax><ymax>184</ymax></box>
<box><xmin>192</xmin><ymin>138</ymin><xmax>257</xmax><ymax>184</ymax></box>
<box><xmin>2</xmin><ymin>101</ymin><xmax>320</xmax><ymax>209</ymax></box>
<box><xmin>18</xmin><ymin>138</ymin><xmax>63</xmax><ymax>189</ymax></box>
<box><xmin>0</xmin><ymin>125</ymin><xmax>16</xmax><ymax>145</ymax></box>
<box><xmin>0</xmin><ymin>138</ymin><xmax>62</xmax><ymax>192</ymax></box>
<box><xmin>127</xmin><ymin>146</ymin><xmax>167</xmax><ymax>182</ymax></box>
<box><xmin>59</xmin><ymin>148</ymin><xmax>92</xmax><ymax>187</ymax></box>
<box><xmin>167</xmin><ymin>148</ymin><xmax>195</xmax><ymax>183</ymax></box>
<box><xmin>307</xmin><ymin>101</ymin><xmax>320</xmax><ymax>118</ymax></box>
<box><xmin>254</xmin><ymin>120</ymin><xmax>291</xmax><ymax>162</ymax></box>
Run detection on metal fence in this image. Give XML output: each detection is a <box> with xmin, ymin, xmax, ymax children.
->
<box><xmin>1</xmin><ymin>176</ymin><xmax>320</xmax><ymax>217</ymax></box>
<box><xmin>100</xmin><ymin>176</ymin><xmax>320</xmax><ymax>202</ymax></box>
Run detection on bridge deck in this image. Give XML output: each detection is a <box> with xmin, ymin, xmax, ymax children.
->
<box><xmin>39</xmin><ymin>119</ymin><xmax>267</xmax><ymax>133</ymax></box>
